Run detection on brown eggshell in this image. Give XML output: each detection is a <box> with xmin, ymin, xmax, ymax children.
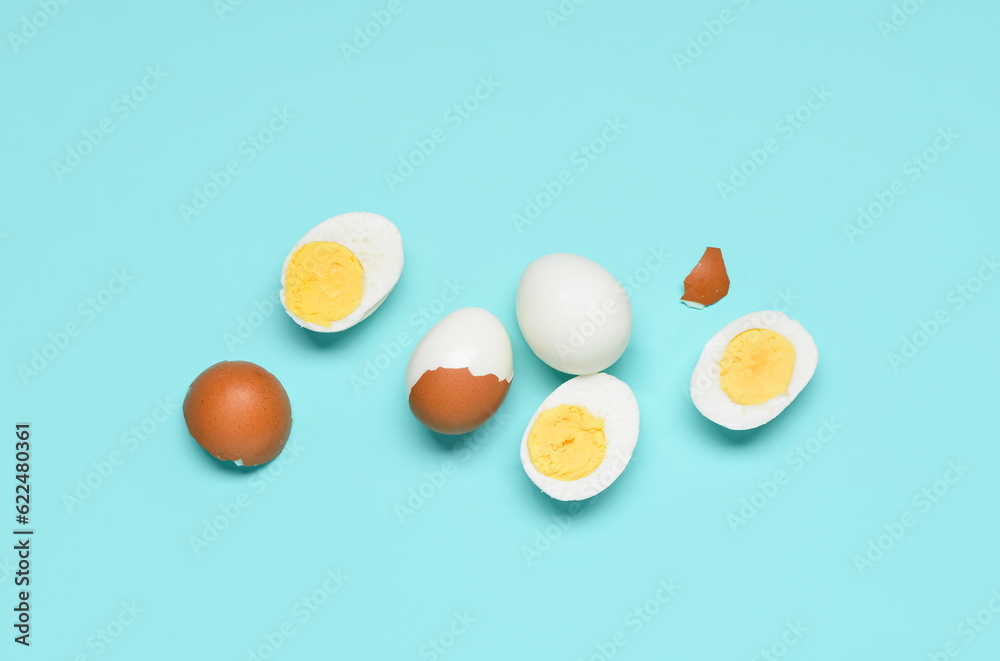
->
<box><xmin>183</xmin><ymin>361</ymin><xmax>292</xmax><ymax>466</ymax></box>
<box><xmin>681</xmin><ymin>247</ymin><xmax>730</xmax><ymax>308</ymax></box>
<box><xmin>409</xmin><ymin>367</ymin><xmax>511</xmax><ymax>435</ymax></box>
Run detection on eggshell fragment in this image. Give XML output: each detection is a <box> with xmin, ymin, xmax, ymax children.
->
<box><xmin>406</xmin><ymin>307</ymin><xmax>514</xmax><ymax>435</ymax></box>
<box><xmin>183</xmin><ymin>361</ymin><xmax>292</xmax><ymax>466</ymax></box>
<box><xmin>681</xmin><ymin>247</ymin><xmax>730</xmax><ymax>309</ymax></box>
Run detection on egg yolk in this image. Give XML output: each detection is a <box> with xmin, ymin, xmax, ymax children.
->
<box><xmin>527</xmin><ymin>404</ymin><xmax>606</xmax><ymax>481</ymax></box>
<box><xmin>284</xmin><ymin>241</ymin><xmax>364</xmax><ymax>326</ymax></box>
<box><xmin>720</xmin><ymin>329</ymin><xmax>796</xmax><ymax>405</ymax></box>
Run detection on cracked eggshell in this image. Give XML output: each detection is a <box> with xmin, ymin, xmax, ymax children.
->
<box><xmin>520</xmin><ymin>373</ymin><xmax>640</xmax><ymax>501</ymax></box>
<box><xmin>280</xmin><ymin>212</ymin><xmax>403</xmax><ymax>332</ymax></box>
<box><xmin>691</xmin><ymin>310</ymin><xmax>818</xmax><ymax>430</ymax></box>
<box><xmin>406</xmin><ymin>307</ymin><xmax>514</xmax><ymax>435</ymax></box>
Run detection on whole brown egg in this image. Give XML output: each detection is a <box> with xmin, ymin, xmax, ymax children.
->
<box><xmin>183</xmin><ymin>361</ymin><xmax>292</xmax><ymax>466</ymax></box>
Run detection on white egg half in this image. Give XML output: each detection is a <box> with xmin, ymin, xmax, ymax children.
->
<box><xmin>520</xmin><ymin>373</ymin><xmax>640</xmax><ymax>501</ymax></box>
<box><xmin>516</xmin><ymin>253</ymin><xmax>632</xmax><ymax>375</ymax></box>
<box><xmin>405</xmin><ymin>307</ymin><xmax>514</xmax><ymax>435</ymax></box>
<box><xmin>691</xmin><ymin>310</ymin><xmax>818</xmax><ymax>431</ymax></box>
<box><xmin>280</xmin><ymin>212</ymin><xmax>403</xmax><ymax>333</ymax></box>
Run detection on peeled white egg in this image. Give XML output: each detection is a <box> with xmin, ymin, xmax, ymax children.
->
<box><xmin>280</xmin><ymin>212</ymin><xmax>403</xmax><ymax>332</ymax></box>
<box><xmin>406</xmin><ymin>307</ymin><xmax>514</xmax><ymax>435</ymax></box>
<box><xmin>520</xmin><ymin>373</ymin><xmax>640</xmax><ymax>501</ymax></box>
<box><xmin>516</xmin><ymin>253</ymin><xmax>632</xmax><ymax>375</ymax></box>
<box><xmin>691</xmin><ymin>310</ymin><xmax>818</xmax><ymax>430</ymax></box>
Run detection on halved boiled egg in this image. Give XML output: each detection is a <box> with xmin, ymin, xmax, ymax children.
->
<box><xmin>691</xmin><ymin>310</ymin><xmax>818</xmax><ymax>430</ymax></box>
<box><xmin>280</xmin><ymin>212</ymin><xmax>403</xmax><ymax>332</ymax></box>
<box><xmin>520</xmin><ymin>373</ymin><xmax>639</xmax><ymax>501</ymax></box>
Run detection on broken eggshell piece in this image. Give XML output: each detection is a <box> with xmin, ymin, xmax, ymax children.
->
<box><xmin>681</xmin><ymin>247</ymin><xmax>730</xmax><ymax>309</ymax></box>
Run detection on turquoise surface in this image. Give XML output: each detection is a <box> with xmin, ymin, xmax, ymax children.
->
<box><xmin>3</xmin><ymin>0</ymin><xmax>999</xmax><ymax>659</ymax></box>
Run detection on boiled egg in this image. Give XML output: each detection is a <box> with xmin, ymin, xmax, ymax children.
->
<box><xmin>520</xmin><ymin>373</ymin><xmax>639</xmax><ymax>501</ymax></box>
<box><xmin>516</xmin><ymin>253</ymin><xmax>632</xmax><ymax>375</ymax></box>
<box><xmin>406</xmin><ymin>307</ymin><xmax>514</xmax><ymax>435</ymax></box>
<box><xmin>280</xmin><ymin>212</ymin><xmax>403</xmax><ymax>332</ymax></box>
<box><xmin>691</xmin><ymin>310</ymin><xmax>818</xmax><ymax>430</ymax></box>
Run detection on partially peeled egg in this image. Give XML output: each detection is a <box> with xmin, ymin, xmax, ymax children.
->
<box><xmin>406</xmin><ymin>307</ymin><xmax>514</xmax><ymax>435</ymax></box>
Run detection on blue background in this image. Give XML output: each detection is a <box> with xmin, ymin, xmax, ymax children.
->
<box><xmin>2</xmin><ymin>0</ymin><xmax>999</xmax><ymax>659</ymax></box>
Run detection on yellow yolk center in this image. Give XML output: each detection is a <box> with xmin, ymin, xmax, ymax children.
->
<box><xmin>284</xmin><ymin>242</ymin><xmax>365</xmax><ymax>326</ymax></box>
<box><xmin>527</xmin><ymin>404</ymin><xmax>607</xmax><ymax>481</ymax></box>
<box><xmin>720</xmin><ymin>329</ymin><xmax>796</xmax><ymax>405</ymax></box>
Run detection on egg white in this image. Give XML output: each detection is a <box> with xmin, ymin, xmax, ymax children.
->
<box><xmin>690</xmin><ymin>310</ymin><xmax>818</xmax><ymax>431</ymax></box>
<box><xmin>280</xmin><ymin>212</ymin><xmax>404</xmax><ymax>333</ymax></box>
<box><xmin>515</xmin><ymin>253</ymin><xmax>632</xmax><ymax>375</ymax></box>
<box><xmin>520</xmin><ymin>373</ymin><xmax>640</xmax><ymax>501</ymax></box>
<box><xmin>405</xmin><ymin>307</ymin><xmax>514</xmax><ymax>397</ymax></box>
